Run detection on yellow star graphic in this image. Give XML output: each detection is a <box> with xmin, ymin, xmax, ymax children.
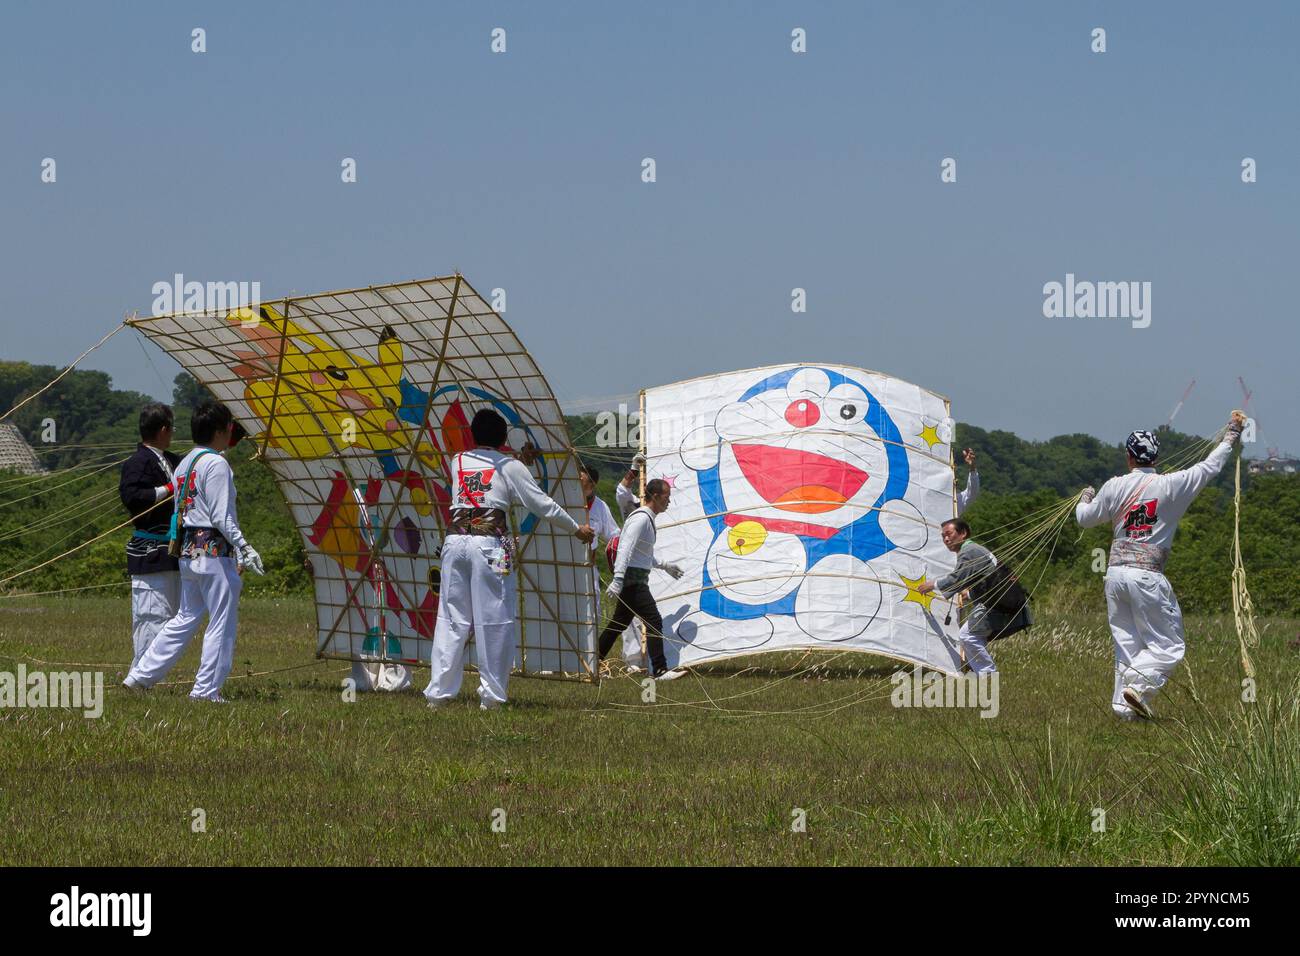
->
<box><xmin>898</xmin><ymin>573</ymin><xmax>935</xmax><ymax>612</ymax></box>
<box><xmin>917</xmin><ymin>423</ymin><xmax>943</xmax><ymax>449</ymax></box>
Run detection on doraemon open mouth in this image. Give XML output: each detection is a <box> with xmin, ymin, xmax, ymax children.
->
<box><xmin>731</xmin><ymin>444</ymin><xmax>868</xmax><ymax>514</ymax></box>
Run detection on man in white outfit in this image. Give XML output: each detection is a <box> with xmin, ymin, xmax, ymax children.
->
<box><xmin>425</xmin><ymin>410</ymin><xmax>594</xmax><ymax>710</ymax></box>
<box><xmin>125</xmin><ymin>402</ymin><xmax>264</xmax><ymax>702</ymax></box>
<box><xmin>118</xmin><ymin>403</ymin><xmax>182</xmax><ymax>667</ymax></box>
<box><xmin>1075</xmin><ymin>413</ymin><xmax>1244</xmax><ymax>719</ymax></box>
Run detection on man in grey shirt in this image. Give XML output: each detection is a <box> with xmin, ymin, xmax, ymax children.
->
<box><xmin>917</xmin><ymin>518</ymin><xmax>1000</xmax><ymax>673</ymax></box>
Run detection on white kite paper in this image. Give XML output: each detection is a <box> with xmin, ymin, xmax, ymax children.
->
<box><xmin>642</xmin><ymin>364</ymin><xmax>965</xmax><ymax>674</ymax></box>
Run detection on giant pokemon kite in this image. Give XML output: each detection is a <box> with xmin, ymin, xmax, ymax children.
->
<box><xmin>127</xmin><ymin>275</ymin><xmax>597</xmax><ymax>678</ymax></box>
<box><xmin>642</xmin><ymin>364</ymin><xmax>966</xmax><ymax>674</ymax></box>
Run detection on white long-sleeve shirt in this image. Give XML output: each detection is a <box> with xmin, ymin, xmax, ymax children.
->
<box><xmin>956</xmin><ymin>469</ymin><xmax>979</xmax><ymax>515</ymax></box>
<box><xmin>451</xmin><ymin>448</ymin><xmax>579</xmax><ymax>533</ymax></box>
<box><xmin>587</xmin><ymin>495</ymin><xmax>619</xmax><ymax>550</ymax></box>
<box><xmin>615</xmin><ymin>481</ymin><xmax>639</xmax><ymax>520</ymax></box>
<box><xmin>174</xmin><ymin>448</ymin><xmax>248</xmax><ymax>552</ymax></box>
<box><xmin>1075</xmin><ymin>436</ymin><xmax>1234</xmax><ymax>567</ymax></box>
<box><xmin>610</xmin><ymin>506</ymin><xmax>667</xmax><ymax>590</ymax></box>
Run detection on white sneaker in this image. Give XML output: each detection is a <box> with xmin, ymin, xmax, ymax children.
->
<box><xmin>189</xmin><ymin>694</ymin><xmax>229</xmax><ymax>704</ymax></box>
<box><xmin>122</xmin><ymin>676</ymin><xmax>146</xmax><ymax>691</ymax></box>
<box><xmin>654</xmin><ymin>668</ymin><xmax>687</xmax><ymax>682</ymax></box>
<box><xmin>1121</xmin><ymin>686</ymin><xmax>1154</xmax><ymax>720</ymax></box>
<box><xmin>624</xmin><ymin>664</ymin><xmax>645</xmax><ymax>675</ymax></box>
<box><xmin>426</xmin><ymin>698</ymin><xmax>447</xmax><ymax>710</ymax></box>
<box><xmin>480</xmin><ymin>700</ymin><xmax>504</xmax><ymax>711</ymax></box>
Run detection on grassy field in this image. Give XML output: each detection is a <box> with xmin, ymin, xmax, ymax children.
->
<box><xmin>1</xmin><ymin>595</ymin><xmax>1297</xmax><ymax>866</ymax></box>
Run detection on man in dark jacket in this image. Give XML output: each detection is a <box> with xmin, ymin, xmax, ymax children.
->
<box><xmin>119</xmin><ymin>403</ymin><xmax>182</xmax><ymax>666</ymax></box>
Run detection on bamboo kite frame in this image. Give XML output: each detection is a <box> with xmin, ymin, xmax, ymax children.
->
<box><xmin>125</xmin><ymin>274</ymin><xmax>599</xmax><ymax>682</ymax></box>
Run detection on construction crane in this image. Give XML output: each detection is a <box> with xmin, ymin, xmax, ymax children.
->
<box><xmin>1166</xmin><ymin>378</ymin><xmax>1196</xmax><ymax>427</ymax></box>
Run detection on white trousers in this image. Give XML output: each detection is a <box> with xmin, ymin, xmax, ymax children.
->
<box><xmin>590</xmin><ymin>566</ymin><xmax>641</xmax><ymax>664</ymax></box>
<box><xmin>1105</xmin><ymin>565</ymin><xmax>1185</xmax><ymax>716</ymax></box>
<box><xmin>126</xmin><ymin>555</ymin><xmax>242</xmax><ymax>701</ymax></box>
<box><xmin>424</xmin><ymin>535</ymin><xmax>517</xmax><ymax>706</ymax></box>
<box><xmin>130</xmin><ymin>571</ymin><xmax>180</xmax><ymax>668</ymax></box>
<box><xmin>959</xmin><ymin>621</ymin><xmax>997</xmax><ymax>673</ymax></box>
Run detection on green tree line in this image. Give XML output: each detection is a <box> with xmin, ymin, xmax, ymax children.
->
<box><xmin>1</xmin><ymin>361</ymin><xmax>1295</xmax><ymax>614</ymax></box>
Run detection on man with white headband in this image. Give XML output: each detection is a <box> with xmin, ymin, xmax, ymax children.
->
<box><xmin>1075</xmin><ymin>412</ymin><xmax>1245</xmax><ymax>719</ymax></box>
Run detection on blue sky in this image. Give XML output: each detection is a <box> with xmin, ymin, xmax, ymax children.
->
<box><xmin>2</xmin><ymin>1</ymin><xmax>1297</xmax><ymax>454</ymax></box>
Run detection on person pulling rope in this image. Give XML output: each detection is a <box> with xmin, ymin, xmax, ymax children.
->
<box><xmin>1074</xmin><ymin>411</ymin><xmax>1245</xmax><ymax>720</ymax></box>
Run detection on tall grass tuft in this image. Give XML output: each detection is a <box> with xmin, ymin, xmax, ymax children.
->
<box><xmin>882</xmin><ymin>720</ymin><xmax>1128</xmax><ymax>864</ymax></box>
<box><xmin>1159</xmin><ymin>676</ymin><xmax>1300</xmax><ymax>865</ymax></box>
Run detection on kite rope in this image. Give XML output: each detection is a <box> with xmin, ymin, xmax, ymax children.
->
<box><xmin>0</xmin><ymin>447</ymin><xmax>134</xmax><ymax>490</ymax></box>
<box><xmin>0</xmin><ymin>321</ymin><xmax>128</xmax><ymax>424</ymax></box>
<box><xmin>0</xmin><ymin>455</ymin><xmax>127</xmax><ymax>507</ymax></box>
<box><xmin>0</xmin><ymin>486</ymin><xmax>120</xmax><ymax>544</ymax></box>
<box><xmin>1230</xmin><ymin>452</ymin><xmax>1259</xmax><ymax>679</ymax></box>
<box><xmin>0</xmin><ymin>580</ymin><xmax>130</xmax><ymax>599</ymax></box>
<box><xmin>0</xmin><ymin>648</ymin><xmax>336</xmax><ymax>687</ymax></box>
<box><xmin>600</xmin><ymin>423</ymin><xmax>1232</xmax><ymax>716</ymax></box>
<box><xmin>0</xmin><ymin>498</ymin><xmax>162</xmax><ymax>588</ymax></box>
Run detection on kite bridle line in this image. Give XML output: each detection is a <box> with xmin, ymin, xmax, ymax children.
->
<box><xmin>0</xmin><ymin>494</ymin><xmax>171</xmax><ymax>589</ymax></box>
<box><xmin>0</xmin><ymin>319</ymin><xmax>129</xmax><ymax>426</ymax></box>
<box><xmin>602</xmin><ymin>491</ymin><xmax>1080</xmax><ymax>718</ymax></box>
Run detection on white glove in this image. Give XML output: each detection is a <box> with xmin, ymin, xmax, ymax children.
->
<box><xmin>605</xmin><ymin>582</ymin><xmax>622</xmax><ymax>601</ymax></box>
<box><xmin>662</xmin><ymin>563</ymin><xmax>684</xmax><ymax>579</ymax></box>
<box><xmin>239</xmin><ymin>544</ymin><xmax>265</xmax><ymax>576</ymax></box>
<box><xmin>631</xmin><ymin>453</ymin><xmax>646</xmax><ymax>469</ymax></box>
<box><xmin>1080</xmin><ymin>486</ymin><xmax>1096</xmax><ymax>504</ymax></box>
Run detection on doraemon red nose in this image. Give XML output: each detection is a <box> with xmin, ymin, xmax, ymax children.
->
<box><xmin>785</xmin><ymin>399</ymin><xmax>820</xmax><ymax>428</ymax></box>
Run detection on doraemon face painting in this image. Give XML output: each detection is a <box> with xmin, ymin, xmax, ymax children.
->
<box><xmin>675</xmin><ymin>365</ymin><xmax>930</xmax><ymax>646</ymax></box>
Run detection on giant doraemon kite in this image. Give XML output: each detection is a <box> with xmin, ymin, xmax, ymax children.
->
<box><xmin>643</xmin><ymin>364</ymin><xmax>965</xmax><ymax>674</ymax></box>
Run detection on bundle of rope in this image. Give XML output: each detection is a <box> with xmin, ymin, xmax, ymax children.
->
<box><xmin>1231</xmin><ymin>452</ymin><xmax>1259</xmax><ymax>679</ymax></box>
